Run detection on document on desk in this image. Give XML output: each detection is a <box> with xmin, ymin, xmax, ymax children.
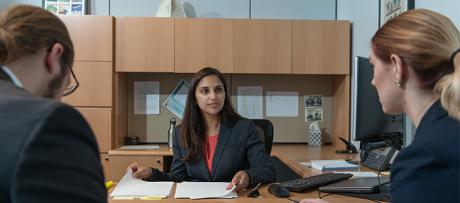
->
<box><xmin>174</xmin><ymin>182</ymin><xmax>237</xmax><ymax>200</ymax></box>
<box><xmin>110</xmin><ymin>171</ymin><xmax>174</xmax><ymax>199</ymax></box>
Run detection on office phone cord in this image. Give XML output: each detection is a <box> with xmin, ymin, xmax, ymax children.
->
<box><xmin>377</xmin><ymin>171</ymin><xmax>390</xmax><ymax>202</ymax></box>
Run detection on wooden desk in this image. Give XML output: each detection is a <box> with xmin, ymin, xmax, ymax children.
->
<box><xmin>109</xmin><ymin>144</ymin><xmax>381</xmax><ymax>203</ymax></box>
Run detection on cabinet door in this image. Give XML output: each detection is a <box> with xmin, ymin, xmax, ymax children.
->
<box><xmin>175</xmin><ymin>19</ymin><xmax>234</xmax><ymax>73</ymax></box>
<box><xmin>76</xmin><ymin>107</ymin><xmax>112</xmax><ymax>153</ymax></box>
<box><xmin>292</xmin><ymin>21</ymin><xmax>350</xmax><ymax>74</ymax></box>
<box><xmin>62</xmin><ymin>62</ymin><xmax>112</xmax><ymax>107</ymax></box>
<box><xmin>115</xmin><ymin>17</ymin><xmax>174</xmax><ymax>72</ymax></box>
<box><xmin>60</xmin><ymin>16</ymin><xmax>113</xmax><ymax>62</ymax></box>
<box><xmin>108</xmin><ymin>155</ymin><xmax>163</xmax><ymax>181</ymax></box>
<box><xmin>234</xmin><ymin>20</ymin><xmax>291</xmax><ymax>74</ymax></box>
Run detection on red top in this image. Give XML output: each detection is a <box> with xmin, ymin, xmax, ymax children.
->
<box><xmin>204</xmin><ymin>134</ymin><xmax>219</xmax><ymax>175</ymax></box>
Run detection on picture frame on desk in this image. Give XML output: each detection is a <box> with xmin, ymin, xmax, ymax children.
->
<box><xmin>43</xmin><ymin>0</ymin><xmax>88</xmax><ymax>15</ymax></box>
<box><xmin>379</xmin><ymin>0</ymin><xmax>414</xmax><ymax>27</ymax></box>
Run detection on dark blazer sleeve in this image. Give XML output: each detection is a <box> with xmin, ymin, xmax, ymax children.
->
<box><xmin>145</xmin><ymin>126</ymin><xmax>189</xmax><ymax>182</ymax></box>
<box><xmin>12</xmin><ymin>105</ymin><xmax>107</xmax><ymax>203</ymax></box>
<box><xmin>243</xmin><ymin>120</ymin><xmax>276</xmax><ymax>186</ymax></box>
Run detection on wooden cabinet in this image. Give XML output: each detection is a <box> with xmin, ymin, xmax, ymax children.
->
<box><xmin>60</xmin><ymin>16</ymin><xmax>113</xmax><ymax>62</ymax></box>
<box><xmin>292</xmin><ymin>21</ymin><xmax>350</xmax><ymax>74</ymax></box>
<box><xmin>175</xmin><ymin>19</ymin><xmax>234</xmax><ymax>73</ymax></box>
<box><xmin>62</xmin><ymin>62</ymin><xmax>112</xmax><ymax>107</ymax></box>
<box><xmin>77</xmin><ymin>108</ymin><xmax>112</xmax><ymax>153</ymax></box>
<box><xmin>100</xmin><ymin>153</ymin><xmax>110</xmax><ymax>179</ymax></box>
<box><xmin>115</xmin><ymin>17</ymin><xmax>174</xmax><ymax>72</ymax></box>
<box><xmin>233</xmin><ymin>20</ymin><xmax>292</xmax><ymax>74</ymax></box>
<box><xmin>61</xmin><ymin>15</ymin><xmax>114</xmax><ymax>156</ymax></box>
<box><xmin>108</xmin><ymin>154</ymin><xmax>165</xmax><ymax>181</ymax></box>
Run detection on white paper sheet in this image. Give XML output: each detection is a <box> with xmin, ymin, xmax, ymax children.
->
<box><xmin>134</xmin><ymin>81</ymin><xmax>160</xmax><ymax>115</ymax></box>
<box><xmin>174</xmin><ymin>182</ymin><xmax>237</xmax><ymax>200</ymax></box>
<box><xmin>163</xmin><ymin>80</ymin><xmax>190</xmax><ymax>119</ymax></box>
<box><xmin>266</xmin><ymin>91</ymin><xmax>298</xmax><ymax>117</ymax></box>
<box><xmin>237</xmin><ymin>86</ymin><xmax>263</xmax><ymax>119</ymax></box>
<box><xmin>110</xmin><ymin>170</ymin><xmax>173</xmax><ymax>198</ymax></box>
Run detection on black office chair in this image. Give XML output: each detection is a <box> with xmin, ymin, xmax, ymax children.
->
<box><xmin>252</xmin><ymin>119</ymin><xmax>274</xmax><ymax>155</ymax></box>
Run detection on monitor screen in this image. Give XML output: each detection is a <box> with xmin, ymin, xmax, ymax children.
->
<box><xmin>351</xmin><ymin>57</ymin><xmax>403</xmax><ymax>143</ymax></box>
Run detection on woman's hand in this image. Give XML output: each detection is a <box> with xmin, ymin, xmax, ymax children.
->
<box><xmin>226</xmin><ymin>170</ymin><xmax>250</xmax><ymax>192</ymax></box>
<box><xmin>127</xmin><ymin>162</ymin><xmax>153</xmax><ymax>180</ymax></box>
<box><xmin>299</xmin><ymin>199</ymin><xmax>330</xmax><ymax>203</ymax></box>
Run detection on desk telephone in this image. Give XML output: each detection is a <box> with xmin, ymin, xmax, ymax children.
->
<box><xmin>361</xmin><ymin>146</ymin><xmax>398</xmax><ymax>171</ymax></box>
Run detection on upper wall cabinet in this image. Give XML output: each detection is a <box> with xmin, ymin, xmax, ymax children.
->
<box><xmin>60</xmin><ymin>16</ymin><xmax>113</xmax><ymax>62</ymax></box>
<box><xmin>115</xmin><ymin>17</ymin><xmax>174</xmax><ymax>72</ymax></box>
<box><xmin>292</xmin><ymin>21</ymin><xmax>350</xmax><ymax>74</ymax></box>
<box><xmin>233</xmin><ymin>20</ymin><xmax>292</xmax><ymax>74</ymax></box>
<box><xmin>175</xmin><ymin>19</ymin><xmax>234</xmax><ymax>73</ymax></box>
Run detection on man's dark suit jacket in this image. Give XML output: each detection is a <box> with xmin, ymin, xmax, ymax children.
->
<box><xmin>149</xmin><ymin>118</ymin><xmax>276</xmax><ymax>186</ymax></box>
<box><xmin>391</xmin><ymin>100</ymin><xmax>459</xmax><ymax>203</ymax></box>
<box><xmin>0</xmin><ymin>68</ymin><xmax>107</xmax><ymax>203</ymax></box>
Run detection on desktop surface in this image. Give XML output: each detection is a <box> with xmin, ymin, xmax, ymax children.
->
<box><xmin>109</xmin><ymin>144</ymin><xmax>384</xmax><ymax>203</ymax></box>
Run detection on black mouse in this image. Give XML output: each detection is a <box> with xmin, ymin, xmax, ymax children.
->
<box><xmin>268</xmin><ymin>183</ymin><xmax>290</xmax><ymax>198</ymax></box>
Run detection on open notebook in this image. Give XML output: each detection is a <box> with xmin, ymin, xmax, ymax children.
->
<box><xmin>174</xmin><ymin>182</ymin><xmax>238</xmax><ymax>200</ymax></box>
<box><xmin>110</xmin><ymin>171</ymin><xmax>174</xmax><ymax>199</ymax></box>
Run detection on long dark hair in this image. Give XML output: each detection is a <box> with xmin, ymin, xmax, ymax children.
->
<box><xmin>180</xmin><ymin>67</ymin><xmax>241</xmax><ymax>162</ymax></box>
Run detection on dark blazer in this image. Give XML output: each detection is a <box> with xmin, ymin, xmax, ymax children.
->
<box><xmin>149</xmin><ymin>118</ymin><xmax>276</xmax><ymax>186</ymax></box>
<box><xmin>391</xmin><ymin>100</ymin><xmax>459</xmax><ymax>203</ymax></box>
<box><xmin>0</xmin><ymin>68</ymin><xmax>107</xmax><ymax>203</ymax></box>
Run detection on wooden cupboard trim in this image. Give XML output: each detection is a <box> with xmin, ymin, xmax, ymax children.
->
<box><xmin>332</xmin><ymin>75</ymin><xmax>350</xmax><ymax>145</ymax></box>
<box><xmin>115</xmin><ymin>17</ymin><xmax>174</xmax><ymax>72</ymax></box>
<box><xmin>60</xmin><ymin>15</ymin><xmax>113</xmax><ymax>62</ymax></box>
<box><xmin>77</xmin><ymin>107</ymin><xmax>113</xmax><ymax>153</ymax></box>
<box><xmin>174</xmin><ymin>18</ymin><xmax>234</xmax><ymax>73</ymax></box>
<box><xmin>62</xmin><ymin>62</ymin><xmax>113</xmax><ymax>107</ymax></box>
<box><xmin>233</xmin><ymin>19</ymin><xmax>292</xmax><ymax>74</ymax></box>
<box><xmin>292</xmin><ymin>20</ymin><xmax>350</xmax><ymax>74</ymax></box>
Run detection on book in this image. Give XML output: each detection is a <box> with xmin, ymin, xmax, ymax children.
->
<box><xmin>310</xmin><ymin>160</ymin><xmax>359</xmax><ymax>171</ymax></box>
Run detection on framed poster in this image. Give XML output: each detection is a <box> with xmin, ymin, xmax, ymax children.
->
<box><xmin>380</xmin><ymin>0</ymin><xmax>414</xmax><ymax>26</ymax></box>
<box><xmin>43</xmin><ymin>0</ymin><xmax>88</xmax><ymax>15</ymax></box>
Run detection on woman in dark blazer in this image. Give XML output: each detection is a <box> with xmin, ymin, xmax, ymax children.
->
<box><xmin>129</xmin><ymin>67</ymin><xmax>275</xmax><ymax>190</ymax></box>
<box><xmin>301</xmin><ymin>9</ymin><xmax>460</xmax><ymax>203</ymax></box>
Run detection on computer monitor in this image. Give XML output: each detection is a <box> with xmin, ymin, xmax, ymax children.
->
<box><xmin>351</xmin><ymin>56</ymin><xmax>404</xmax><ymax>144</ymax></box>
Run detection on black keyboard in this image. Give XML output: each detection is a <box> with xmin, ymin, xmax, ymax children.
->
<box><xmin>280</xmin><ymin>173</ymin><xmax>353</xmax><ymax>192</ymax></box>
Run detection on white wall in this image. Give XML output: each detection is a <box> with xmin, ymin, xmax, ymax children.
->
<box><xmin>415</xmin><ymin>0</ymin><xmax>460</xmax><ymax>29</ymax></box>
<box><xmin>251</xmin><ymin>0</ymin><xmax>335</xmax><ymax>20</ymax></box>
<box><xmin>0</xmin><ymin>0</ymin><xmax>41</xmax><ymax>11</ymax></box>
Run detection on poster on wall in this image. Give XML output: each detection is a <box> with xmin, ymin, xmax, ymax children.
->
<box><xmin>380</xmin><ymin>0</ymin><xmax>414</xmax><ymax>26</ymax></box>
<box><xmin>43</xmin><ymin>0</ymin><xmax>87</xmax><ymax>15</ymax></box>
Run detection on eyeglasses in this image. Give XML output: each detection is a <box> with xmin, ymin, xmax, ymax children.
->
<box><xmin>62</xmin><ymin>65</ymin><xmax>79</xmax><ymax>96</ymax></box>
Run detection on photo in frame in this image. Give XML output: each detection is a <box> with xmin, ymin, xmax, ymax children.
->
<box><xmin>380</xmin><ymin>0</ymin><xmax>414</xmax><ymax>27</ymax></box>
<box><xmin>43</xmin><ymin>0</ymin><xmax>88</xmax><ymax>15</ymax></box>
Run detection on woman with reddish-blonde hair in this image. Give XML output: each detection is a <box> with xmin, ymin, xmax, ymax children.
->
<box><xmin>301</xmin><ymin>9</ymin><xmax>459</xmax><ymax>203</ymax></box>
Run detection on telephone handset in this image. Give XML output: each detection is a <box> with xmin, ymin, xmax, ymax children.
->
<box><xmin>362</xmin><ymin>147</ymin><xmax>397</xmax><ymax>171</ymax></box>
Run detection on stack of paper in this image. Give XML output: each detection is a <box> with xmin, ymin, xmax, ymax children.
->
<box><xmin>311</xmin><ymin>160</ymin><xmax>359</xmax><ymax>171</ymax></box>
<box><xmin>110</xmin><ymin>171</ymin><xmax>174</xmax><ymax>199</ymax></box>
<box><xmin>174</xmin><ymin>182</ymin><xmax>237</xmax><ymax>200</ymax></box>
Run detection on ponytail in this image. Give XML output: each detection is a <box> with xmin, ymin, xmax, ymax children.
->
<box><xmin>436</xmin><ymin>49</ymin><xmax>460</xmax><ymax>121</ymax></box>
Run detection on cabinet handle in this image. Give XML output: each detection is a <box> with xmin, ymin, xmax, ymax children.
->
<box><xmin>156</xmin><ymin>159</ymin><xmax>161</xmax><ymax>164</ymax></box>
<box><xmin>104</xmin><ymin>156</ymin><xmax>109</xmax><ymax>161</ymax></box>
